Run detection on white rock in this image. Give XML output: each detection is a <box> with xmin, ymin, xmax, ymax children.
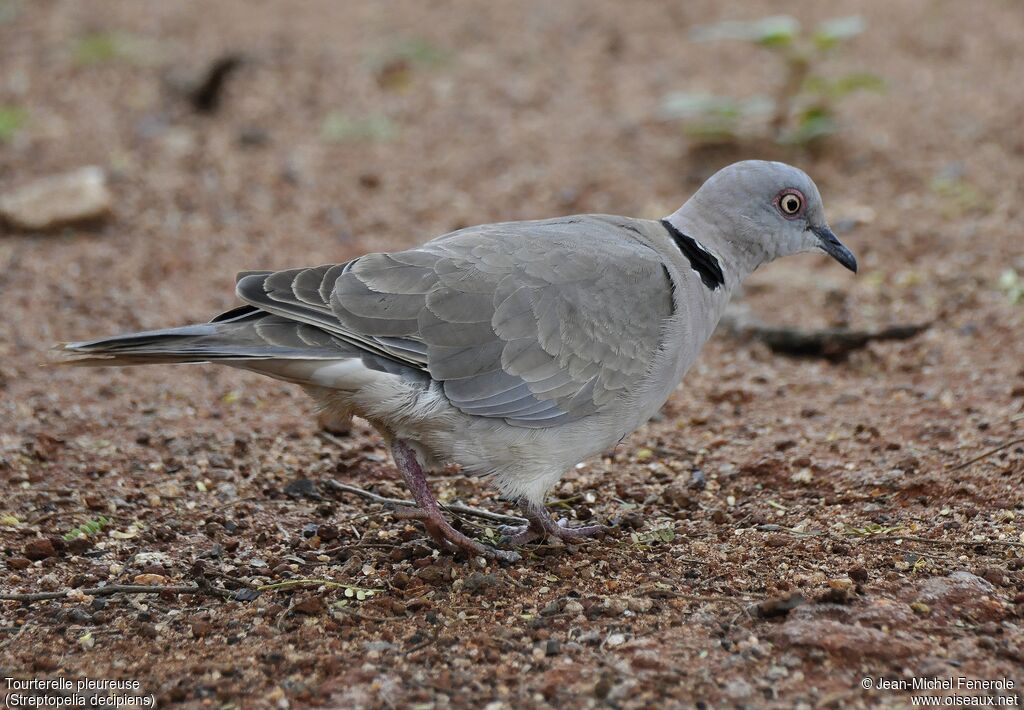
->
<box><xmin>563</xmin><ymin>599</ymin><xmax>584</xmax><ymax>615</ymax></box>
<box><xmin>725</xmin><ymin>679</ymin><xmax>753</xmax><ymax>700</ymax></box>
<box><xmin>132</xmin><ymin>551</ymin><xmax>172</xmax><ymax>567</ymax></box>
<box><xmin>0</xmin><ymin>166</ymin><xmax>112</xmax><ymax>230</ymax></box>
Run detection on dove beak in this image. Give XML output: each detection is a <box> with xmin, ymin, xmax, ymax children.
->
<box><xmin>811</xmin><ymin>225</ymin><xmax>858</xmax><ymax>273</ymax></box>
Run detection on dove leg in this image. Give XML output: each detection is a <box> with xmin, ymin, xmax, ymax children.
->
<box><xmin>500</xmin><ymin>501</ymin><xmax>608</xmax><ymax>545</ymax></box>
<box><xmin>391</xmin><ymin>439</ymin><xmax>519</xmax><ymax>561</ymax></box>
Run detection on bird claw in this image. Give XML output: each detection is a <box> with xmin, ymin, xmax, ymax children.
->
<box><xmin>500</xmin><ymin>516</ymin><xmax>609</xmax><ymax>546</ymax></box>
<box><xmin>394</xmin><ymin>503</ymin><xmax>601</xmax><ymax>558</ymax></box>
<box><xmin>395</xmin><ymin>506</ymin><xmax>520</xmax><ymax>562</ymax></box>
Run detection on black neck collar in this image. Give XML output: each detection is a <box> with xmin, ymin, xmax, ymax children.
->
<box><xmin>659</xmin><ymin>219</ymin><xmax>725</xmax><ymax>291</ymax></box>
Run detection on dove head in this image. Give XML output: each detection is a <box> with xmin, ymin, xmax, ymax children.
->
<box><xmin>669</xmin><ymin>160</ymin><xmax>857</xmax><ymax>279</ymax></box>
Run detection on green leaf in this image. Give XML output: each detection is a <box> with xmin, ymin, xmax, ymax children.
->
<box><xmin>661</xmin><ymin>92</ymin><xmax>773</xmax><ymax>120</ymax></box>
<box><xmin>63</xmin><ymin>516</ymin><xmax>111</xmax><ymax>541</ymax></box>
<box><xmin>999</xmin><ymin>270</ymin><xmax>1024</xmax><ymax>304</ymax></box>
<box><xmin>831</xmin><ymin>72</ymin><xmax>885</xmax><ymax>96</ymax></box>
<box><xmin>929</xmin><ymin>175</ymin><xmax>989</xmax><ymax>217</ymax></box>
<box><xmin>631</xmin><ymin>526</ymin><xmax>677</xmax><ymax>546</ymax></box>
<box><xmin>384</xmin><ymin>38</ymin><xmax>449</xmax><ymax>67</ymax></box>
<box><xmin>661</xmin><ymin>92</ymin><xmax>735</xmax><ymax>118</ymax></box>
<box><xmin>669</xmin><ymin>95</ymin><xmax>743</xmax><ymax>141</ymax></box>
<box><xmin>73</xmin><ymin>32</ymin><xmax>140</xmax><ymax>65</ymax></box>
<box><xmin>0</xmin><ymin>0</ymin><xmax>20</xmax><ymax>23</ymax></box>
<box><xmin>813</xmin><ymin>16</ymin><xmax>866</xmax><ymax>50</ymax></box>
<box><xmin>661</xmin><ymin>93</ymin><xmax>774</xmax><ymax>143</ymax></box>
<box><xmin>843</xmin><ymin>523</ymin><xmax>902</xmax><ymax>537</ymax></box>
<box><xmin>683</xmin><ymin>124</ymin><xmax>740</xmax><ymax>142</ymax></box>
<box><xmin>321</xmin><ymin>112</ymin><xmax>397</xmax><ymax>143</ymax></box>
<box><xmin>690</xmin><ymin>15</ymin><xmax>800</xmax><ymax>47</ymax></box>
<box><xmin>0</xmin><ymin>106</ymin><xmax>25</xmax><ymax>142</ymax></box>
<box><xmin>805</xmin><ymin>72</ymin><xmax>885</xmax><ymax>99</ymax></box>
<box><xmin>660</xmin><ymin>94</ymin><xmax>742</xmax><ymax>140</ymax></box>
<box><xmin>780</xmin><ymin>107</ymin><xmax>837</xmax><ymax>144</ymax></box>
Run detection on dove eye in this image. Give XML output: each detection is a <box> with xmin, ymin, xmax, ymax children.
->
<box><xmin>777</xmin><ymin>190</ymin><xmax>804</xmax><ymax>218</ymax></box>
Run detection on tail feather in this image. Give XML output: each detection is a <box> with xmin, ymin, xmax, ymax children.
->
<box><xmin>55</xmin><ymin>309</ymin><xmax>431</xmax><ymax>391</ymax></box>
<box><xmin>57</xmin><ymin>313</ymin><xmax>354</xmax><ymax>367</ymax></box>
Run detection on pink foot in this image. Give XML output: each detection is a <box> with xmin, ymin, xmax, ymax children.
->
<box><xmin>391</xmin><ymin>440</ymin><xmax>520</xmax><ymax>562</ymax></box>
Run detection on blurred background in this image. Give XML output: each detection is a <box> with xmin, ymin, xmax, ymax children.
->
<box><xmin>1</xmin><ymin>1</ymin><xmax>1023</xmax><ymax>706</ymax></box>
<box><xmin>1</xmin><ymin>0</ymin><xmax>1021</xmax><ymax>344</ymax></box>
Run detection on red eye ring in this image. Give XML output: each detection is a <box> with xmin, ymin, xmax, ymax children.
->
<box><xmin>775</xmin><ymin>189</ymin><xmax>805</xmax><ymax>218</ymax></box>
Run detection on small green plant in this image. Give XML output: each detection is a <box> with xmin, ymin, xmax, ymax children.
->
<box><xmin>332</xmin><ymin>585</ymin><xmax>377</xmax><ymax>606</ymax></box>
<box><xmin>64</xmin><ymin>516</ymin><xmax>110</xmax><ymax>541</ymax></box>
<box><xmin>72</xmin><ymin>31</ymin><xmax>141</xmax><ymax>65</ymax></box>
<box><xmin>321</xmin><ymin>112</ymin><xmax>397</xmax><ymax>143</ymax></box>
<box><xmin>661</xmin><ymin>15</ymin><xmax>883</xmax><ymax>146</ymax></box>
<box><xmin>999</xmin><ymin>270</ymin><xmax>1023</xmax><ymax>305</ymax></box>
<box><xmin>630</xmin><ymin>526</ymin><xmax>676</xmax><ymax>546</ymax></box>
<box><xmin>843</xmin><ymin>522</ymin><xmax>901</xmax><ymax>538</ymax></box>
<box><xmin>367</xmin><ymin>37</ymin><xmax>450</xmax><ymax>91</ymax></box>
<box><xmin>0</xmin><ymin>106</ymin><xmax>25</xmax><ymax>142</ymax></box>
<box><xmin>661</xmin><ymin>94</ymin><xmax>774</xmax><ymax>143</ymax></box>
<box><xmin>255</xmin><ymin>578</ymin><xmax>380</xmax><ymax>606</ymax></box>
<box><xmin>930</xmin><ymin>170</ymin><xmax>990</xmax><ymax>218</ymax></box>
<box><xmin>368</xmin><ymin>37</ymin><xmax>449</xmax><ymax>70</ymax></box>
<box><xmin>0</xmin><ymin>0</ymin><xmax>20</xmax><ymax>23</ymax></box>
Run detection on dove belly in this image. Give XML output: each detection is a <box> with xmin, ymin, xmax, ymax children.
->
<box><xmin>238</xmin><ymin>355</ymin><xmax>606</xmax><ymax>501</ymax></box>
<box><xmin>240</xmin><ymin>309</ymin><xmax>713</xmax><ymax>506</ymax></box>
<box><xmin>255</xmin><ymin>358</ymin><xmax>386</xmax><ymax>390</ymax></box>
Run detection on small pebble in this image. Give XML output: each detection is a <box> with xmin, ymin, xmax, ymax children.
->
<box><xmin>563</xmin><ymin>599</ymin><xmax>584</xmax><ymax>616</ymax></box>
<box><xmin>24</xmin><ymin>538</ymin><xmax>57</xmax><ymax>561</ymax></box>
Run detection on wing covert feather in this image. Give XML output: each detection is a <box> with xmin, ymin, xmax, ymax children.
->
<box><xmin>236</xmin><ymin>216</ymin><xmax>674</xmax><ymax>427</ymax></box>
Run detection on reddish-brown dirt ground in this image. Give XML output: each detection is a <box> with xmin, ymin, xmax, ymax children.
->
<box><xmin>2</xmin><ymin>1</ymin><xmax>1023</xmax><ymax>708</ymax></box>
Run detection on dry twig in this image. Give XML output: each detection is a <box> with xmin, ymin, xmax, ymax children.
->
<box><xmin>322</xmin><ymin>479</ymin><xmax>526</xmax><ymax>525</ymax></box>
<box><xmin>755</xmin><ymin>524</ymin><xmax>1024</xmax><ymax>550</ymax></box>
<box><xmin>0</xmin><ymin>583</ymin><xmax>232</xmax><ymax>603</ymax></box>
<box><xmin>945</xmin><ymin>437</ymin><xmax>1024</xmax><ymax>473</ymax></box>
<box><xmin>859</xmin><ymin>534</ymin><xmax>1024</xmax><ymax>549</ymax></box>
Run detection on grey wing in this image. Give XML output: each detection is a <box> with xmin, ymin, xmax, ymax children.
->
<box><xmin>235</xmin><ymin>216</ymin><xmax>674</xmax><ymax>428</ymax></box>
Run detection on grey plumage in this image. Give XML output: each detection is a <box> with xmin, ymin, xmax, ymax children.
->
<box><xmin>59</xmin><ymin>160</ymin><xmax>856</xmax><ymax>555</ymax></box>
<box><xmin>233</xmin><ymin>215</ymin><xmax>673</xmax><ymax>427</ymax></box>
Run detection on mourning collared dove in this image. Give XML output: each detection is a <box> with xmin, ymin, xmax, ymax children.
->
<box><xmin>61</xmin><ymin>160</ymin><xmax>856</xmax><ymax>560</ymax></box>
